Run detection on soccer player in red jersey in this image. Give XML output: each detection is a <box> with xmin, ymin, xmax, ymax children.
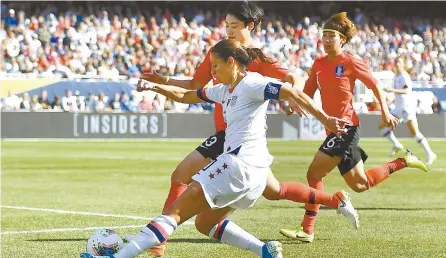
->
<box><xmin>279</xmin><ymin>12</ymin><xmax>429</xmax><ymax>243</ymax></box>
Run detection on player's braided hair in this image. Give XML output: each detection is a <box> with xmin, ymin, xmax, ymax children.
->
<box><xmin>323</xmin><ymin>12</ymin><xmax>357</xmax><ymax>44</ymax></box>
<box><xmin>212</xmin><ymin>39</ymin><xmax>274</xmax><ymax>66</ymax></box>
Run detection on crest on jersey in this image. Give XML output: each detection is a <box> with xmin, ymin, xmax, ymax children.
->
<box><xmin>226</xmin><ymin>95</ymin><xmax>238</xmax><ymax>107</ymax></box>
<box><xmin>266</xmin><ymin>84</ymin><xmax>279</xmax><ymax>95</ymax></box>
<box><xmin>229</xmin><ymin>96</ymin><xmax>238</xmax><ymax>107</ymax></box>
<box><xmin>335</xmin><ymin>64</ymin><xmax>345</xmax><ymax>77</ymax></box>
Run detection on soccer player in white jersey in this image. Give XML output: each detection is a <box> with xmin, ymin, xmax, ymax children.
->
<box><xmin>80</xmin><ymin>39</ymin><xmax>359</xmax><ymax>258</ymax></box>
<box><xmin>379</xmin><ymin>57</ymin><xmax>437</xmax><ymax>164</ymax></box>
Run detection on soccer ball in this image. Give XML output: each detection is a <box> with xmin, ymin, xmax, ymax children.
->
<box><xmin>87</xmin><ymin>229</ymin><xmax>124</xmax><ymax>256</ymax></box>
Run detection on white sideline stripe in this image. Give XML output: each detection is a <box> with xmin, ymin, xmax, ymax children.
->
<box><xmin>2</xmin><ymin>137</ymin><xmax>446</xmax><ymax>142</ymax></box>
<box><xmin>1</xmin><ymin>206</ymin><xmax>194</xmax><ymax>225</ymax></box>
<box><xmin>1</xmin><ymin>225</ymin><xmax>144</xmax><ymax>235</ymax></box>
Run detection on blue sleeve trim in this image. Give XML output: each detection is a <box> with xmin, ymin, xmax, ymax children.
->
<box><xmin>264</xmin><ymin>82</ymin><xmax>282</xmax><ymax>100</ymax></box>
<box><xmin>197</xmin><ymin>88</ymin><xmax>215</xmax><ymax>103</ymax></box>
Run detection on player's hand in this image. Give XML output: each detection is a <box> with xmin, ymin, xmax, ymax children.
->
<box><xmin>140</xmin><ymin>70</ymin><xmax>168</xmax><ymax>85</ymax></box>
<box><xmin>325</xmin><ymin>117</ymin><xmax>350</xmax><ymax>136</ymax></box>
<box><xmin>383</xmin><ymin>87</ymin><xmax>391</xmax><ymax>92</ymax></box>
<box><xmin>136</xmin><ymin>79</ymin><xmax>155</xmax><ymax>92</ymax></box>
<box><xmin>382</xmin><ymin>112</ymin><xmax>399</xmax><ymax>130</ymax></box>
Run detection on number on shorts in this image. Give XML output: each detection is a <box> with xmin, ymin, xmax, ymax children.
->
<box><xmin>323</xmin><ymin>137</ymin><xmax>336</xmax><ymax>150</ymax></box>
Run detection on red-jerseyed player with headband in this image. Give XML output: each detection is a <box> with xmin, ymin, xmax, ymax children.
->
<box><xmin>279</xmin><ymin>12</ymin><xmax>429</xmax><ymax>243</ymax></box>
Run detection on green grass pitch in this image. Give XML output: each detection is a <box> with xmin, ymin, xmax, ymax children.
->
<box><xmin>2</xmin><ymin>139</ymin><xmax>446</xmax><ymax>257</ymax></box>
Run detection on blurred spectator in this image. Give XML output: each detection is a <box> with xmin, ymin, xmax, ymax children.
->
<box><xmin>30</xmin><ymin>94</ymin><xmax>42</xmax><ymax>111</ymax></box>
<box><xmin>5</xmin><ymin>9</ymin><xmax>17</xmax><ymax>28</ymax></box>
<box><xmin>95</xmin><ymin>92</ymin><xmax>107</xmax><ymax>112</ymax></box>
<box><xmin>51</xmin><ymin>96</ymin><xmax>63</xmax><ymax>111</ymax></box>
<box><xmin>128</xmin><ymin>95</ymin><xmax>140</xmax><ymax>112</ymax></box>
<box><xmin>75</xmin><ymin>91</ymin><xmax>85</xmax><ymax>111</ymax></box>
<box><xmin>38</xmin><ymin>90</ymin><xmax>51</xmax><ymax>109</ymax></box>
<box><xmin>164</xmin><ymin>98</ymin><xmax>175</xmax><ymax>111</ymax></box>
<box><xmin>109</xmin><ymin>92</ymin><xmax>122</xmax><ymax>111</ymax></box>
<box><xmin>431</xmin><ymin>96</ymin><xmax>442</xmax><ymax>113</ymax></box>
<box><xmin>2</xmin><ymin>90</ymin><xmax>21</xmax><ymax>110</ymax></box>
<box><xmin>85</xmin><ymin>93</ymin><xmax>96</xmax><ymax>112</ymax></box>
<box><xmin>120</xmin><ymin>93</ymin><xmax>130</xmax><ymax>111</ymax></box>
<box><xmin>152</xmin><ymin>94</ymin><xmax>162</xmax><ymax>112</ymax></box>
<box><xmin>140</xmin><ymin>95</ymin><xmax>152</xmax><ymax>111</ymax></box>
<box><xmin>20</xmin><ymin>92</ymin><xmax>30</xmax><ymax>110</ymax></box>
<box><xmin>62</xmin><ymin>90</ymin><xmax>77</xmax><ymax>111</ymax></box>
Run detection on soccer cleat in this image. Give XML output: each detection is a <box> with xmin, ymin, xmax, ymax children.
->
<box><xmin>426</xmin><ymin>152</ymin><xmax>437</xmax><ymax>165</ymax></box>
<box><xmin>262</xmin><ymin>241</ymin><xmax>283</xmax><ymax>258</ymax></box>
<box><xmin>147</xmin><ymin>241</ymin><xmax>167</xmax><ymax>257</ymax></box>
<box><xmin>400</xmin><ymin>148</ymin><xmax>429</xmax><ymax>172</ymax></box>
<box><xmin>279</xmin><ymin>227</ymin><xmax>314</xmax><ymax>243</ymax></box>
<box><xmin>80</xmin><ymin>253</ymin><xmax>114</xmax><ymax>258</ymax></box>
<box><xmin>335</xmin><ymin>190</ymin><xmax>359</xmax><ymax>229</ymax></box>
<box><xmin>389</xmin><ymin>145</ymin><xmax>405</xmax><ymax>157</ymax></box>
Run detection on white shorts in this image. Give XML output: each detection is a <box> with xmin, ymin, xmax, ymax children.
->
<box><xmin>391</xmin><ymin>107</ymin><xmax>416</xmax><ymax>123</ymax></box>
<box><xmin>192</xmin><ymin>153</ymin><xmax>269</xmax><ymax>210</ymax></box>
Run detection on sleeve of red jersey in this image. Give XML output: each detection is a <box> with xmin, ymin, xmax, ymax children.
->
<box><xmin>351</xmin><ymin>56</ymin><xmax>378</xmax><ymax>89</ymax></box>
<box><xmin>303</xmin><ymin>62</ymin><xmax>318</xmax><ymax>98</ymax></box>
<box><xmin>193</xmin><ymin>47</ymin><xmax>213</xmax><ymax>86</ymax></box>
<box><xmin>256</xmin><ymin>59</ymin><xmax>289</xmax><ymax>82</ymax></box>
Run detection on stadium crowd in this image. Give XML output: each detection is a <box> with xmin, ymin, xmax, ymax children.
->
<box><xmin>1</xmin><ymin>2</ymin><xmax>445</xmax><ymax>113</ymax></box>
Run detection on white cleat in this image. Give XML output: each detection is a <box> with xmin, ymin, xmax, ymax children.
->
<box><xmin>426</xmin><ymin>153</ymin><xmax>437</xmax><ymax>165</ymax></box>
<box><xmin>335</xmin><ymin>190</ymin><xmax>359</xmax><ymax>229</ymax></box>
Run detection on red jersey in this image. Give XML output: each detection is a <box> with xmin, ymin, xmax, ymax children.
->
<box><xmin>303</xmin><ymin>53</ymin><xmax>378</xmax><ymax>135</ymax></box>
<box><xmin>193</xmin><ymin>47</ymin><xmax>289</xmax><ymax>132</ymax></box>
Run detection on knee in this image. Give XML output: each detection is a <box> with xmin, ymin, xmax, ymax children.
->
<box><xmin>306</xmin><ymin>169</ymin><xmax>323</xmax><ymax>182</ymax></box>
<box><xmin>350</xmin><ymin>183</ymin><xmax>369</xmax><ymax>193</ymax></box>
<box><xmin>263</xmin><ymin>190</ymin><xmax>280</xmax><ymax>201</ymax></box>
<box><xmin>194</xmin><ymin>214</ymin><xmax>213</xmax><ymax>236</ymax></box>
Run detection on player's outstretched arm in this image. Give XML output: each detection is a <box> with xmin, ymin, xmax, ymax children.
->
<box><xmin>137</xmin><ymin>79</ymin><xmax>204</xmax><ymax>104</ymax></box>
<box><xmin>139</xmin><ymin>71</ymin><xmax>206</xmax><ymax>90</ymax></box>
<box><xmin>279</xmin><ymin>87</ymin><xmax>348</xmax><ymax>135</ymax></box>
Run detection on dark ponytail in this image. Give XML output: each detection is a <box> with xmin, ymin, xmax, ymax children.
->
<box><xmin>245</xmin><ymin>47</ymin><xmax>274</xmax><ymax>64</ymax></box>
<box><xmin>212</xmin><ymin>39</ymin><xmax>275</xmax><ymax>67</ymax></box>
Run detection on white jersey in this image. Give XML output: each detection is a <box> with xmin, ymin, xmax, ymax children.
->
<box><xmin>198</xmin><ymin>72</ymin><xmax>290</xmax><ymax>168</ymax></box>
<box><xmin>393</xmin><ymin>71</ymin><xmax>414</xmax><ymax>110</ymax></box>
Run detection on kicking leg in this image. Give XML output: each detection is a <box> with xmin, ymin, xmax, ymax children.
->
<box><xmin>195</xmin><ymin>208</ymin><xmax>283</xmax><ymax>258</ymax></box>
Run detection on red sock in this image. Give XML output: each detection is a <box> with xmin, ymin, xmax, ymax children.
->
<box><xmin>366</xmin><ymin>158</ymin><xmax>407</xmax><ymax>188</ymax></box>
<box><xmin>162</xmin><ymin>182</ymin><xmax>188</xmax><ymax>212</ymax></box>
<box><xmin>300</xmin><ymin>180</ymin><xmax>324</xmax><ymax>234</ymax></box>
<box><xmin>279</xmin><ymin>182</ymin><xmax>338</xmax><ymax>208</ymax></box>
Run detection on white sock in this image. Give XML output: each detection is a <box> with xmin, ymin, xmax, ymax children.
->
<box><xmin>115</xmin><ymin>215</ymin><xmax>177</xmax><ymax>258</ymax></box>
<box><xmin>381</xmin><ymin>128</ymin><xmax>402</xmax><ymax>148</ymax></box>
<box><xmin>415</xmin><ymin>132</ymin><xmax>433</xmax><ymax>156</ymax></box>
<box><xmin>209</xmin><ymin>220</ymin><xmax>264</xmax><ymax>257</ymax></box>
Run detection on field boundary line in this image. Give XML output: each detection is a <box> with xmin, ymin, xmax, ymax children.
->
<box><xmin>1</xmin><ymin>205</ymin><xmax>193</xmax><ymax>225</ymax></box>
<box><xmin>0</xmin><ymin>225</ymin><xmax>145</xmax><ymax>235</ymax></box>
